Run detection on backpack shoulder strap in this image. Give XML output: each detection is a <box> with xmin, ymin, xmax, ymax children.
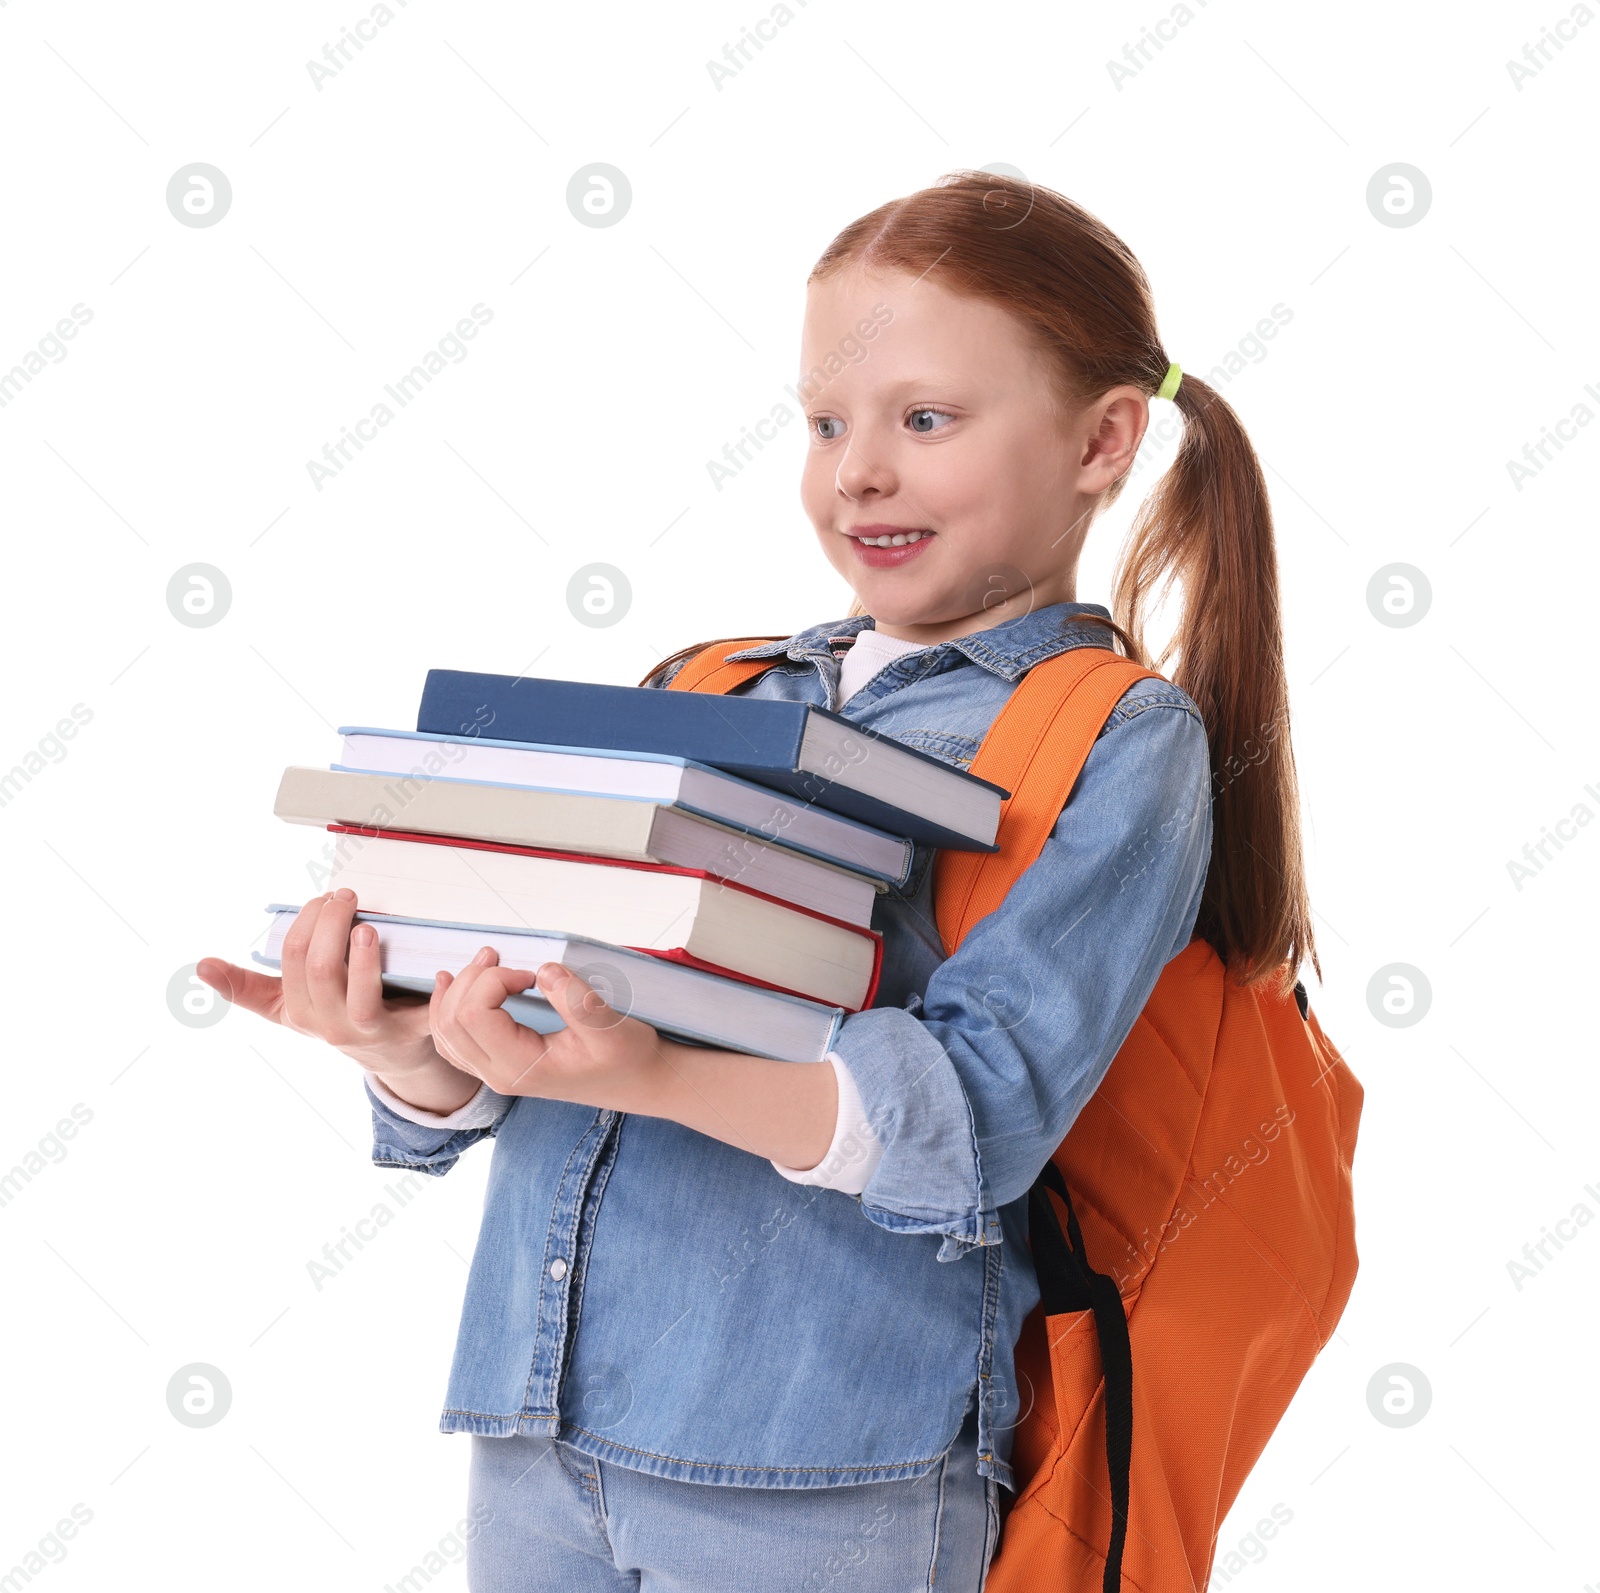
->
<box><xmin>935</xmin><ymin>647</ymin><xmax>1160</xmax><ymax>956</ymax></box>
<box><xmin>665</xmin><ymin>638</ymin><xmax>782</xmax><ymax>695</ymax></box>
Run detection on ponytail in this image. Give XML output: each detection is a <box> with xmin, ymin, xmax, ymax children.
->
<box><xmin>1114</xmin><ymin>374</ymin><xmax>1315</xmax><ymax>987</ymax></box>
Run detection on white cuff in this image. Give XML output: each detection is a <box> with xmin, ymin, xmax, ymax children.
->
<box><xmin>366</xmin><ymin>1073</ymin><xmax>506</xmax><ymax>1130</ymax></box>
<box><xmin>770</xmin><ymin>1052</ymin><xmax>884</xmax><ymax>1196</ymax></box>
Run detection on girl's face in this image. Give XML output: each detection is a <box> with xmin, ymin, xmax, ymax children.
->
<box><xmin>798</xmin><ymin>265</ymin><xmax>1148</xmax><ymax>644</ymax></box>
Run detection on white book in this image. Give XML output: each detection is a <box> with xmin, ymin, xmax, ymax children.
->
<box><xmin>322</xmin><ymin>831</ymin><xmax>881</xmax><ymax>1011</ymax></box>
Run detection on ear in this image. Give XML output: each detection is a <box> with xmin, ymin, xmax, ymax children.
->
<box><xmin>1076</xmin><ymin>386</ymin><xmax>1149</xmax><ymax>493</ymax></box>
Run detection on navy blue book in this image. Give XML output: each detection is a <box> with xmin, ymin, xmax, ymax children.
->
<box><xmin>416</xmin><ymin>670</ymin><xmax>1008</xmax><ymax>851</ymax></box>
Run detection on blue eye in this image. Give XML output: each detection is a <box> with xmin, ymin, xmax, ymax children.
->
<box><xmin>813</xmin><ymin>416</ymin><xmax>845</xmax><ymax>441</ymax></box>
<box><xmin>908</xmin><ymin>408</ymin><xmax>954</xmax><ymax>434</ymax></box>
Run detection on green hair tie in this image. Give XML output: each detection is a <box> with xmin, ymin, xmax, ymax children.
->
<box><xmin>1155</xmin><ymin>361</ymin><xmax>1183</xmax><ymax>401</ymax></box>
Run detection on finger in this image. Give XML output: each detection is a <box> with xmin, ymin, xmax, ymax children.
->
<box><xmin>429</xmin><ymin>968</ymin><xmax>486</xmax><ymax>1075</ymax></box>
<box><xmin>535</xmin><ymin>964</ymin><xmax>624</xmax><ymax>1035</ymax></box>
<box><xmin>458</xmin><ymin>960</ymin><xmax>541</xmax><ymax>1011</ymax></box>
<box><xmin>431</xmin><ymin>945</ymin><xmax>514</xmax><ymax>1030</ymax></box>
<box><xmin>422</xmin><ymin>972</ymin><xmax>476</xmax><ymax>1068</ymax></box>
<box><xmin>451</xmin><ymin>969</ymin><xmax>546</xmax><ymax>1091</ymax></box>
<box><xmin>431</xmin><ymin>951</ymin><xmax>507</xmax><ymax>1065</ymax></box>
<box><xmin>432</xmin><ymin>976</ymin><xmax>496</xmax><ymax>1073</ymax></box>
<box><xmin>436</xmin><ymin>960</ymin><xmax>539</xmax><ymax>1077</ymax></box>
<box><xmin>303</xmin><ymin>887</ymin><xmax>361</xmax><ymax>1032</ymax></box>
<box><xmin>279</xmin><ymin>894</ymin><xmax>331</xmax><ymax>1032</ymax></box>
<box><xmin>345</xmin><ymin>921</ymin><xmax>406</xmax><ymax>1030</ymax></box>
<box><xmin>195</xmin><ymin>959</ymin><xmax>285</xmax><ymax>1023</ymax></box>
<box><xmin>452</xmin><ymin>967</ymin><xmax>541</xmax><ymax>1049</ymax></box>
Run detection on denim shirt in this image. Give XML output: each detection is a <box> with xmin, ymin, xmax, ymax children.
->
<box><xmin>366</xmin><ymin>602</ymin><xmax>1212</xmax><ymax>1490</ymax></box>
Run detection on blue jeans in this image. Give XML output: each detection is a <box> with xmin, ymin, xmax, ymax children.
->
<box><xmin>465</xmin><ymin>1404</ymin><xmax>1000</xmax><ymax>1591</ymax></box>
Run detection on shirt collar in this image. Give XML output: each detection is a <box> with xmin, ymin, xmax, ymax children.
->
<box><xmin>723</xmin><ymin>601</ymin><xmax>1118</xmax><ymax>683</ymax></box>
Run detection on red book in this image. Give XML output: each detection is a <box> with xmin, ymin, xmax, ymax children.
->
<box><xmin>323</xmin><ymin>824</ymin><xmax>883</xmax><ymax>1012</ymax></box>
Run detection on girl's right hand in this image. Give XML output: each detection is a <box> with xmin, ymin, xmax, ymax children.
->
<box><xmin>197</xmin><ymin>889</ymin><xmax>462</xmax><ymax>1088</ymax></box>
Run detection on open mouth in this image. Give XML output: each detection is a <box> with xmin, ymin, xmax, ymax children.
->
<box><xmin>852</xmin><ymin>529</ymin><xmax>929</xmax><ymax>547</ymax></box>
<box><xmin>845</xmin><ymin>525</ymin><xmax>935</xmax><ymax>568</ymax></box>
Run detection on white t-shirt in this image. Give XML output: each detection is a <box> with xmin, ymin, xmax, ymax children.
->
<box><xmin>833</xmin><ymin>625</ymin><xmax>932</xmax><ymax>711</ymax></box>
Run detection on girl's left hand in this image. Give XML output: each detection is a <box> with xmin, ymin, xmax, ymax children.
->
<box><xmin>428</xmin><ymin>947</ymin><xmax>668</xmax><ymax>1113</ymax></box>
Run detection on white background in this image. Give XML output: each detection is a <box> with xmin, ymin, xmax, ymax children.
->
<box><xmin>1</xmin><ymin>0</ymin><xmax>1597</xmax><ymax>1588</ymax></box>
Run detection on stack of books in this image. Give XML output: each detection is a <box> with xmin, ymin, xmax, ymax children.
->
<box><xmin>254</xmin><ymin>668</ymin><xmax>1008</xmax><ymax>1064</ymax></box>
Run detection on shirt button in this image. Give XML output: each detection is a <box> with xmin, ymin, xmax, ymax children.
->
<box><xmin>549</xmin><ymin>1258</ymin><xmax>568</xmax><ymax>1281</ymax></box>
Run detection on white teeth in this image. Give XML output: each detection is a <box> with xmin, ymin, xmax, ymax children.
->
<box><xmin>857</xmin><ymin>530</ymin><xmax>926</xmax><ymax>546</ymax></box>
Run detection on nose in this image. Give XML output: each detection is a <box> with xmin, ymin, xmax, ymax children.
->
<box><xmin>834</xmin><ymin>439</ymin><xmax>895</xmax><ymax>502</ymax></box>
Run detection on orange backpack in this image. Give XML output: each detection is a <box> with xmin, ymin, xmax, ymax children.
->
<box><xmin>670</xmin><ymin>640</ymin><xmax>1363</xmax><ymax>1593</ymax></box>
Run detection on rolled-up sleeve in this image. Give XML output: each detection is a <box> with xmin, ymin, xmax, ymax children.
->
<box><xmin>368</xmin><ymin>1078</ymin><xmax>516</xmax><ymax>1176</ymax></box>
<box><xmin>831</xmin><ymin>687</ymin><xmax>1212</xmax><ymax>1256</ymax></box>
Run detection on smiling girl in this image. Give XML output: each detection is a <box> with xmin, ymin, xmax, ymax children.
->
<box><xmin>200</xmin><ymin>171</ymin><xmax>1314</xmax><ymax>1591</ymax></box>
